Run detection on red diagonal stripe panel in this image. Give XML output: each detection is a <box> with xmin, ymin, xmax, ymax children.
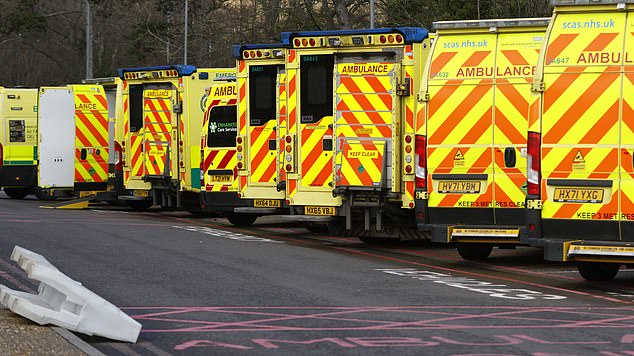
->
<box><xmin>579</xmin><ymin>101</ymin><xmax>619</xmax><ymax>145</ymax></box>
<box><xmin>494</xmin><ymin>108</ymin><xmax>526</xmax><ymax>145</ymax></box>
<box><xmin>467</xmin><ymin>149</ymin><xmax>492</xmax><ymax>174</ymax></box>
<box><xmin>584</xmin><ymin>33</ymin><xmax>619</xmax><ymax>52</ymax></box>
<box><xmin>204</xmin><ymin>150</ymin><xmax>219</xmax><ymax>170</ymax></box>
<box><xmin>95</xmin><ymin>94</ymin><xmax>108</xmax><ymax>110</ymax></box>
<box><xmin>312</xmin><ymin>162</ymin><xmax>333</xmax><ymax>186</ymax></box>
<box><xmin>462</xmin><ymin>51</ymin><xmax>491</xmax><ymax>68</ymax></box>
<box><xmin>543</xmin><ymin>66</ymin><xmax>583</xmax><ymax>114</ymax></box>
<box><xmin>459</xmin><ymin>108</ymin><xmax>492</xmax><ymax>145</ymax></box>
<box><xmin>430</xmin><ymin>52</ymin><xmax>458</xmax><ymax>76</ymax></box>
<box><xmin>429</xmin><ymin>83</ymin><xmax>492</xmax><ymax>145</ymax></box>
<box><xmin>545</xmin><ymin>33</ymin><xmax>579</xmax><ymax>63</ymax></box>
<box><xmin>218</xmin><ymin>150</ymin><xmax>236</xmax><ymax>169</ymax></box>
<box><xmin>496</xmin><ymin>78</ymin><xmax>529</xmax><ymax>117</ymax></box>
<box><xmin>544</xmin><ymin>71</ymin><xmax>619</xmax><ymax>144</ymax></box>
<box><xmin>501</xmin><ymin>50</ymin><xmax>529</xmax><ymax>66</ymax></box>
<box><xmin>428</xmin><ymin>80</ymin><xmax>464</xmax><ymax>118</ymax></box>
<box><xmin>77</xmin><ymin>94</ymin><xmax>91</xmax><ymax>104</ymax></box>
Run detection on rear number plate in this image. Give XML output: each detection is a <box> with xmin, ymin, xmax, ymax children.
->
<box><xmin>305</xmin><ymin>206</ymin><xmax>336</xmax><ymax>216</ymax></box>
<box><xmin>209</xmin><ymin>175</ymin><xmax>232</xmax><ymax>183</ymax></box>
<box><xmin>254</xmin><ymin>199</ymin><xmax>280</xmax><ymax>208</ymax></box>
<box><xmin>133</xmin><ymin>190</ymin><xmax>149</xmax><ymax>197</ymax></box>
<box><xmin>438</xmin><ymin>181</ymin><xmax>481</xmax><ymax>194</ymax></box>
<box><xmin>553</xmin><ymin>188</ymin><xmax>604</xmax><ymax>203</ymax></box>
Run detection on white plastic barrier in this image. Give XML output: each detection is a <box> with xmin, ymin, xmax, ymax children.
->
<box><xmin>0</xmin><ymin>246</ymin><xmax>142</xmax><ymax>343</ymax></box>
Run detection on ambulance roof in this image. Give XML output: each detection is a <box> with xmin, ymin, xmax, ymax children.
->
<box><xmin>232</xmin><ymin>43</ymin><xmax>284</xmax><ymax>59</ymax></box>
<box><xmin>280</xmin><ymin>27</ymin><xmax>428</xmax><ymax>45</ymax></box>
<box><xmin>433</xmin><ymin>18</ymin><xmax>550</xmax><ymax>31</ymax></box>
<box><xmin>552</xmin><ymin>0</ymin><xmax>634</xmax><ymax>5</ymax></box>
<box><xmin>116</xmin><ymin>65</ymin><xmax>196</xmax><ymax>79</ymax></box>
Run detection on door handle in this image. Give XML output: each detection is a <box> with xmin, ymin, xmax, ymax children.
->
<box><xmin>504</xmin><ymin>147</ymin><xmax>516</xmax><ymax>168</ymax></box>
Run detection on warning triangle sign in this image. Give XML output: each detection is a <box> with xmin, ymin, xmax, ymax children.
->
<box><xmin>454</xmin><ymin>149</ymin><xmax>464</xmax><ymax>160</ymax></box>
<box><xmin>573</xmin><ymin>150</ymin><xmax>585</xmax><ymax>163</ymax></box>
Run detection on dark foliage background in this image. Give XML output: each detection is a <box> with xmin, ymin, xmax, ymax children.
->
<box><xmin>0</xmin><ymin>0</ymin><xmax>552</xmax><ymax>86</ymax></box>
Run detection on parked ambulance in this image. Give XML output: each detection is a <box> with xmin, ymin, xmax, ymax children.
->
<box><xmin>526</xmin><ymin>0</ymin><xmax>634</xmax><ymax>280</ymax></box>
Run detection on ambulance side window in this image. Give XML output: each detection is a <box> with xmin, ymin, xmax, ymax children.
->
<box><xmin>129</xmin><ymin>84</ymin><xmax>143</xmax><ymax>132</ymax></box>
<box><xmin>300</xmin><ymin>54</ymin><xmax>334</xmax><ymax>124</ymax></box>
<box><xmin>207</xmin><ymin>105</ymin><xmax>238</xmax><ymax>148</ymax></box>
<box><xmin>249</xmin><ymin>65</ymin><xmax>277</xmax><ymax>126</ymax></box>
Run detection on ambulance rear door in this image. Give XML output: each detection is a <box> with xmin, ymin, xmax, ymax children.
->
<box><xmin>71</xmin><ymin>85</ymin><xmax>109</xmax><ymax>186</ymax></box>
<box><xmin>540</xmin><ymin>9</ymin><xmax>623</xmax><ymax>237</ymax></box>
<box><xmin>427</xmin><ymin>30</ymin><xmax>496</xmax><ymax>221</ymax></box>
<box><xmin>130</xmin><ymin>83</ymin><xmax>178</xmax><ymax>178</ymax></box>
<box><xmin>334</xmin><ymin>55</ymin><xmax>397</xmax><ymax>191</ymax></box>
<box><xmin>202</xmin><ymin>83</ymin><xmax>238</xmax><ymax>193</ymax></box>
<box><xmin>491</xmin><ymin>25</ymin><xmax>545</xmax><ymax>223</ymax></box>
<box><xmin>38</xmin><ymin>87</ymin><xmax>75</xmax><ymax>188</ymax></box>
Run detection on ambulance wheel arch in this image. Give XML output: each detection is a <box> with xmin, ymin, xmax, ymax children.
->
<box><xmin>577</xmin><ymin>262</ymin><xmax>620</xmax><ymax>281</ymax></box>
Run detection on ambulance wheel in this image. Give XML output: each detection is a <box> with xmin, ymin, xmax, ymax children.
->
<box><xmin>227</xmin><ymin>213</ymin><xmax>257</xmax><ymax>227</ymax></box>
<box><xmin>456</xmin><ymin>243</ymin><xmax>493</xmax><ymax>260</ymax></box>
<box><xmin>3</xmin><ymin>188</ymin><xmax>30</xmax><ymax>199</ymax></box>
<box><xmin>577</xmin><ymin>262</ymin><xmax>620</xmax><ymax>281</ymax></box>
<box><xmin>305</xmin><ymin>222</ymin><xmax>328</xmax><ymax>234</ymax></box>
<box><xmin>33</xmin><ymin>187</ymin><xmax>55</xmax><ymax>200</ymax></box>
<box><xmin>125</xmin><ymin>200</ymin><xmax>153</xmax><ymax>211</ymax></box>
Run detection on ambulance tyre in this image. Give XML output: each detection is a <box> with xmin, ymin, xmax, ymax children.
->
<box><xmin>3</xmin><ymin>188</ymin><xmax>30</xmax><ymax>199</ymax></box>
<box><xmin>227</xmin><ymin>213</ymin><xmax>257</xmax><ymax>227</ymax></box>
<box><xmin>577</xmin><ymin>262</ymin><xmax>620</xmax><ymax>281</ymax></box>
<box><xmin>305</xmin><ymin>222</ymin><xmax>328</xmax><ymax>234</ymax></box>
<box><xmin>456</xmin><ymin>243</ymin><xmax>493</xmax><ymax>260</ymax></box>
<box><xmin>125</xmin><ymin>200</ymin><xmax>153</xmax><ymax>211</ymax></box>
<box><xmin>34</xmin><ymin>187</ymin><xmax>55</xmax><ymax>201</ymax></box>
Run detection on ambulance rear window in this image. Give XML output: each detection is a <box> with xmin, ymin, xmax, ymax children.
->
<box><xmin>129</xmin><ymin>84</ymin><xmax>143</xmax><ymax>132</ymax></box>
<box><xmin>249</xmin><ymin>65</ymin><xmax>277</xmax><ymax>126</ymax></box>
<box><xmin>300</xmin><ymin>54</ymin><xmax>334</xmax><ymax>124</ymax></box>
<box><xmin>207</xmin><ymin>105</ymin><xmax>238</xmax><ymax>148</ymax></box>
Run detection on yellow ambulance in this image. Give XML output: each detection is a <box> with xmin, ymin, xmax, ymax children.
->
<box><xmin>201</xmin><ymin>81</ymin><xmax>262</xmax><ymax>225</ymax></box>
<box><xmin>117</xmin><ymin>65</ymin><xmax>234</xmax><ymax>211</ymax></box>
<box><xmin>415</xmin><ymin>18</ymin><xmax>549</xmax><ymax>259</ymax></box>
<box><xmin>280</xmin><ymin>28</ymin><xmax>431</xmax><ymax>240</ymax></box>
<box><xmin>526</xmin><ymin>0</ymin><xmax>634</xmax><ymax>280</ymax></box>
<box><xmin>36</xmin><ymin>85</ymin><xmax>110</xmax><ymax>198</ymax></box>
<box><xmin>233</xmin><ymin>44</ymin><xmax>288</xmax><ymax>217</ymax></box>
<box><xmin>0</xmin><ymin>88</ymin><xmax>38</xmax><ymax>199</ymax></box>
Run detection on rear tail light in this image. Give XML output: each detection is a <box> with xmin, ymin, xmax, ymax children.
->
<box><xmin>0</xmin><ymin>143</ymin><xmax>3</xmax><ymax>167</ymax></box>
<box><xmin>414</xmin><ymin>135</ymin><xmax>427</xmax><ymax>189</ymax></box>
<box><xmin>200</xmin><ymin>158</ymin><xmax>205</xmax><ymax>186</ymax></box>
<box><xmin>114</xmin><ymin>142</ymin><xmax>122</xmax><ymax>171</ymax></box>
<box><xmin>527</xmin><ymin>132</ymin><xmax>541</xmax><ymax>197</ymax></box>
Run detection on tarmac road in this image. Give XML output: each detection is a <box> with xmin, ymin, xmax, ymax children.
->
<box><xmin>1</xmin><ymin>191</ymin><xmax>634</xmax><ymax>355</ymax></box>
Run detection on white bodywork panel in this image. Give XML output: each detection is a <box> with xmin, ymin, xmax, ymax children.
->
<box><xmin>38</xmin><ymin>88</ymin><xmax>75</xmax><ymax>188</ymax></box>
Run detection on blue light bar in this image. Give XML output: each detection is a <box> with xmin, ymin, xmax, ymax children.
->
<box><xmin>280</xmin><ymin>27</ymin><xmax>428</xmax><ymax>45</ymax></box>
<box><xmin>117</xmin><ymin>65</ymin><xmax>197</xmax><ymax>79</ymax></box>
<box><xmin>232</xmin><ymin>44</ymin><xmax>284</xmax><ymax>59</ymax></box>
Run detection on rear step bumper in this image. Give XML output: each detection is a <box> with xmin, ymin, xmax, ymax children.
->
<box><xmin>543</xmin><ymin>239</ymin><xmax>634</xmax><ymax>263</ymax></box>
<box><xmin>420</xmin><ymin>223</ymin><xmax>524</xmax><ymax>244</ymax></box>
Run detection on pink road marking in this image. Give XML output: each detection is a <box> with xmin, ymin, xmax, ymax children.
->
<box><xmin>121</xmin><ymin>306</ymin><xmax>634</xmax><ymax>333</ymax></box>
